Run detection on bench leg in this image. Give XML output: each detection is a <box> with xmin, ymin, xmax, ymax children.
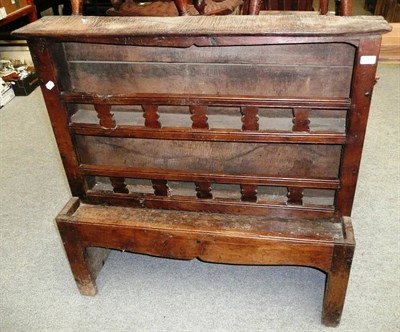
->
<box><xmin>58</xmin><ymin>222</ymin><xmax>110</xmax><ymax>296</ymax></box>
<box><xmin>321</xmin><ymin>243</ymin><xmax>355</xmax><ymax>326</ymax></box>
<box><xmin>62</xmin><ymin>241</ymin><xmax>98</xmax><ymax>295</ymax></box>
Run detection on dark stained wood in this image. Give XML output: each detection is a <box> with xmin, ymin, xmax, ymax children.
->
<box><xmin>322</xmin><ymin>217</ymin><xmax>355</xmax><ymax>326</ymax></box>
<box><xmin>70</xmin><ymin>123</ymin><xmax>347</xmax><ymax>144</ymax></box>
<box><xmin>190</xmin><ymin>106</ymin><xmax>209</xmax><ymax>129</ymax></box>
<box><xmin>195</xmin><ymin>182</ymin><xmax>213</xmax><ymax>199</ymax></box>
<box><xmin>287</xmin><ymin>186</ymin><xmax>304</xmax><ymax>205</ymax></box>
<box><xmin>61</xmin><ymin>199</ymin><xmax>343</xmax><ymax>244</ymax></box>
<box><xmin>152</xmin><ymin>179</ymin><xmax>170</xmax><ymax>196</ymax></box>
<box><xmin>61</xmin><ymin>93</ymin><xmax>352</xmax><ymax>109</ymax></box>
<box><xmin>292</xmin><ymin>108</ymin><xmax>311</xmax><ymax>132</ymax></box>
<box><xmin>94</xmin><ymin>104</ymin><xmax>116</xmax><ymax>129</ymax></box>
<box><xmin>240</xmin><ymin>184</ymin><xmax>258</xmax><ymax>202</ymax></box>
<box><xmin>241</xmin><ymin>107</ymin><xmax>259</xmax><ymax>131</ymax></box>
<box><xmin>26</xmin><ymin>39</ymin><xmax>88</xmax><ymax>197</ymax></box>
<box><xmin>80</xmin><ymin>164</ymin><xmax>341</xmax><ymax>189</ymax></box>
<box><xmin>74</xmin><ymin>136</ymin><xmax>342</xmax><ymax>178</ymax></box>
<box><xmin>335</xmin><ymin>36</ymin><xmax>383</xmax><ymax>216</ymax></box>
<box><xmin>68</xmin><ymin>62</ymin><xmax>353</xmax><ymax>98</ymax></box>
<box><xmin>55</xmin><ymin>199</ymin><xmax>352</xmax><ymax>301</ymax></box>
<box><xmin>63</xmin><ymin>42</ymin><xmax>356</xmax><ymax>67</ymax></box>
<box><xmin>110</xmin><ymin>177</ymin><xmax>129</xmax><ymax>194</ymax></box>
<box><xmin>17</xmin><ymin>15</ymin><xmax>390</xmax><ymax>327</ymax></box>
<box><xmin>84</xmin><ymin>190</ymin><xmax>336</xmax><ymax>218</ymax></box>
<box><xmin>142</xmin><ymin>104</ymin><xmax>161</xmax><ymax>128</ymax></box>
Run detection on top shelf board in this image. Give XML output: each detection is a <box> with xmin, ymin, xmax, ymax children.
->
<box><xmin>12</xmin><ymin>15</ymin><xmax>392</xmax><ymax>42</ymax></box>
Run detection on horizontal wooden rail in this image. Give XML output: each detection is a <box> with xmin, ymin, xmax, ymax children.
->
<box><xmin>61</xmin><ymin>92</ymin><xmax>351</xmax><ymax>110</ymax></box>
<box><xmin>80</xmin><ymin>164</ymin><xmax>340</xmax><ymax>189</ymax></box>
<box><xmin>84</xmin><ymin>191</ymin><xmax>336</xmax><ymax>219</ymax></box>
<box><xmin>71</xmin><ymin>124</ymin><xmax>346</xmax><ymax>144</ymax></box>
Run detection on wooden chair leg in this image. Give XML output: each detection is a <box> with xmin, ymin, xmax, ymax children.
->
<box><xmin>321</xmin><ymin>243</ymin><xmax>355</xmax><ymax>326</ymax></box>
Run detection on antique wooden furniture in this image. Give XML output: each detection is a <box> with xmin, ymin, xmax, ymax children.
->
<box><xmin>13</xmin><ymin>14</ymin><xmax>390</xmax><ymax>326</ymax></box>
<box><xmin>0</xmin><ymin>0</ymin><xmax>36</xmax><ymax>27</ymax></box>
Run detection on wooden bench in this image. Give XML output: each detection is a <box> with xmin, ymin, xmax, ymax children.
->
<box><xmin>12</xmin><ymin>14</ymin><xmax>391</xmax><ymax>326</ymax></box>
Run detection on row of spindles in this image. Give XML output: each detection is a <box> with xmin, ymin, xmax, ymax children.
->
<box><xmin>106</xmin><ymin>177</ymin><xmax>305</xmax><ymax>205</ymax></box>
<box><xmin>93</xmin><ymin>104</ymin><xmax>311</xmax><ymax>132</ymax></box>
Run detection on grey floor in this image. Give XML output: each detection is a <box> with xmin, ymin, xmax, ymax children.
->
<box><xmin>0</xmin><ymin>64</ymin><xmax>399</xmax><ymax>331</ymax></box>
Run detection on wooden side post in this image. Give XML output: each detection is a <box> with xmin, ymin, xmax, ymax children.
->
<box><xmin>56</xmin><ymin>199</ymin><xmax>110</xmax><ymax>296</ymax></box>
<box><xmin>321</xmin><ymin>218</ymin><xmax>355</xmax><ymax>326</ymax></box>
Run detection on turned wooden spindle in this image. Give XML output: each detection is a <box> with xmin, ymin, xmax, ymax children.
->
<box><xmin>190</xmin><ymin>106</ymin><xmax>209</xmax><ymax>129</ymax></box>
<box><xmin>152</xmin><ymin>180</ymin><xmax>170</xmax><ymax>196</ymax></box>
<box><xmin>94</xmin><ymin>104</ymin><xmax>116</xmax><ymax>129</ymax></box>
<box><xmin>195</xmin><ymin>182</ymin><xmax>213</xmax><ymax>199</ymax></box>
<box><xmin>287</xmin><ymin>187</ymin><xmax>303</xmax><ymax>205</ymax></box>
<box><xmin>240</xmin><ymin>184</ymin><xmax>258</xmax><ymax>202</ymax></box>
<box><xmin>110</xmin><ymin>177</ymin><xmax>129</xmax><ymax>194</ymax></box>
<box><xmin>241</xmin><ymin>106</ymin><xmax>259</xmax><ymax>131</ymax></box>
<box><xmin>142</xmin><ymin>105</ymin><xmax>161</xmax><ymax>129</ymax></box>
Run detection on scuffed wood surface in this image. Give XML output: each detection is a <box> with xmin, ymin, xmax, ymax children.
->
<box><xmin>75</xmin><ymin>137</ymin><xmax>342</xmax><ymax>178</ymax></box>
<box><xmin>62</xmin><ymin>201</ymin><xmax>344</xmax><ymax>242</ymax></box>
<box><xmin>12</xmin><ymin>15</ymin><xmax>391</xmax><ymax>40</ymax></box>
<box><xmin>64</xmin><ymin>42</ymin><xmax>355</xmax><ymax>65</ymax></box>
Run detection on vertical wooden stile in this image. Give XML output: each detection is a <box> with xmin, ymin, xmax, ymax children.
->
<box><xmin>335</xmin><ymin>36</ymin><xmax>382</xmax><ymax>215</ymax></box>
<box><xmin>27</xmin><ymin>39</ymin><xmax>87</xmax><ymax>197</ymax></box>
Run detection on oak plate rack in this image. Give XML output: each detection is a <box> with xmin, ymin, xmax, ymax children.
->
<box><xmin>13</xmin><ymin>13</ymin><xmax>391</xmax><ymax>326</ymax></box>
